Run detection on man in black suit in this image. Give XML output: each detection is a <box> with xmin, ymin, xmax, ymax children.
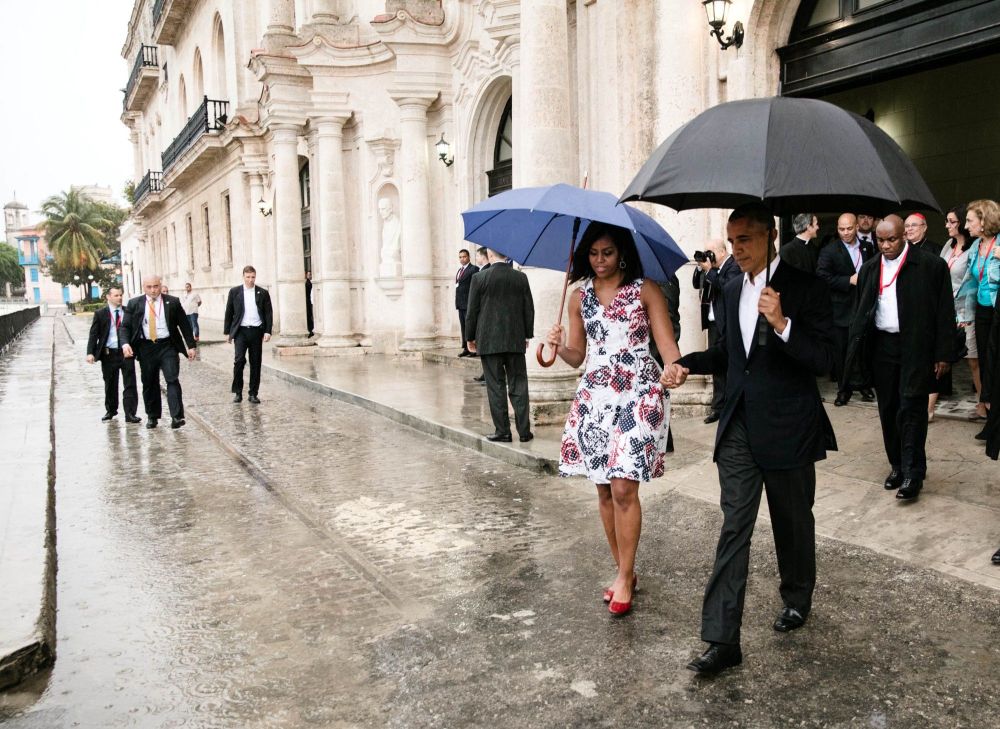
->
<box><xmin>121</xmin><ymin>275</ymin><xmax>197</xmax><ymax>429</ymax></box>
<box><xmin>86</xmin><ymin>285</ymin><xmax>140</xmax><ymax>424</ymax></box>
<box><xmin>779</xmin><ymin>213</ymin><xmax>821</xmax><ymax>275</ymax></box>
<box><xmin>817</xmin><ymin>213</ymin><xmax>875</xmax><ymax>406</ymax></box>
<box><xmin>692</xmin><ymin>239</ymin><xmax>741</xmax><ymax>423</ymax></box>
<box><xmin>846</xmin><ymin>215</ymin><xmax>955</xmax><ymax>501</ymax></box>
<box><xmin>665</xmin><ymin>203</ymin><xmax>837</xmax><ymax>676</ymax></box>
<box><xmin>856</xmin><ymin>212</ymin><xmax>877</xmax><ymax>257</ymax></box>
<box><xmin>223</xmin><ymin>265</ymin><xmax>274</xmax><ymax>404</ymax></box>
<box><xmin>455</xmin><ymin>249</ymin><xmax>480</xmax><ymax>357</ymax></box>
<box><xmin>465</xmin><ymin>250</ymin><xmax>534</xmax><ymax>442</ymax></box>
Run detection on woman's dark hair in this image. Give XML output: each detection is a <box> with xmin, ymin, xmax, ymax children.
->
<box><xmin>948</xmin><ymin>205</ymin><xmax>972</xmax><ymax>251</ymax></box>
<box><xmin>569</xmin><ymin>222</ymin><xmax>644</xmax><ymax>285</ymax></box>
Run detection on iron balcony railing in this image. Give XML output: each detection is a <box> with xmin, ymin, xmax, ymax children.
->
<box><xmin>161</xmin><ymin>97</ymin><xmax>228</xmax><ymax>173</ymax></box>
<box><xmin>18</xmin><ymin>252</ymin><xmax>40</xmax><ymax>266</ymax></box>
<box><xmin>124</xmin><ymin>44</ymin><xmax>158</xmax><ymax>107</ymax></box>
<box><xmin>152</xmin><ymin>0</ymin><xmax>166</xmax><ymax>28</ymax></box>
<box><xmin>134</xmin><ymin>170</ymin><xmax>163</xmax><ymax>204</ymax></box>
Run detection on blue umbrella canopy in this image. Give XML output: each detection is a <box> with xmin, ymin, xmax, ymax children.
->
<box><xmin>461</xmin><ymin>183</ymin><xmax>688</xmax><ymax>283</ymax></box>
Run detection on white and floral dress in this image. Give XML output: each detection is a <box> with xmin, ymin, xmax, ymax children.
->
<box><xmin>559</xmin><ymin>278</ymin><xmax>671</xmax><ymax>484</ymax></box>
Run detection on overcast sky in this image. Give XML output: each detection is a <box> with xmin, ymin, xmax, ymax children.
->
<box><xmin>0</xmin><ymin>0</ymin><xmax>135</xmax><ymax>216</ymax></box>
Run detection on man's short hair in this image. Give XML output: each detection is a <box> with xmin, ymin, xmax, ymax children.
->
<box><xmin>106</xmin><ymin>286</ymin><xmax>122</xmax><ymax>295</ymax></box>
<box><xmin>792</xmin><ymin>213</ymin><xmax>814</xmax><ymax>235</ymax></box>
<box><xmin>459</xmin><ymin>248</ymin><xmax>470</xmax><ymax>257</ymax></box>
<box><xmin>729</xmin><ymin>202</ymin><xmax>776</xmax><ymax>232</ymax></box>
<box><xmin>476</xmin><ymin>248</ymin><xmax>488</xmax><ymax>258</ymax></box>
<box><xmin>242</xmin><ymin>265</ymin><xmax>256</xmax><ymax>274</ymax></box>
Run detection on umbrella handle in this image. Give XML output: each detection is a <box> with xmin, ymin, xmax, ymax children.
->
<box><xmin>536</xmin><ymin>342</ymin><xmax>558</xmax><ymax>367</ymax></box>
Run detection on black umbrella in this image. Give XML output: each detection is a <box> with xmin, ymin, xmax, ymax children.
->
<box><xmin>619</xmin><ymin>96</ymin><xmax>940</xmax><ymax>216</ymax></box>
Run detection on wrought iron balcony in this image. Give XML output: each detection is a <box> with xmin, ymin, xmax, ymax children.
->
<box><xmin>152</xmin><ymin>0</ymin><xmax>193</xmax><ymax>45</ymax></box>
<box><xmin>161</xmin><ymin>97</ymin><xmax>228</xmax><ymax>174</ymax></box>
<box><xmin>124</xmin><ymin>45</ymin><xmax>159</xmax><ymax>112</ymax></box>
<box><xmin>18</xmin><ymin>252</ymin><xmax>40</xmax><ymax>266</ymax></box>
<box><xmin>134</xmin><ymin>170</ymin><xmax>163</xmax><ymax>205</ymax></box>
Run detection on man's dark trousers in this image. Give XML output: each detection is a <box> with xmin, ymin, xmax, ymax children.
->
<box><xmin>871</xmin><ymin>332</ymin><xmax>928</xmax><ymax>479</ymax></box>
<box><xmin>232</xmin><ymin>325</ymin><xmax>265</xmax><ymax>396</ymax></box>
<box><xmin>481</xmin><ymin>352</ymin><xmax>531</xmax><ymax>437</ymax></box>
<box><xmin>136</xmin><ymin>340</ymin><xmax>184</xmax><ymax>419</ymax></box>
<box><xmin>101</xmin><ymin>347</ymin><xmax>138</xmax><ymax>417</ymax></box>
<box><xmin>707</xmin><ymin>322</ymin><xmax>726</xmax><ymax>414</ymax></box>
<box><xmin>831</xmin><ymin>325</ymin><xmax>849</xmax><ymax>384</ymax></box>
<box><xmin>458</xmin><ymin>307</ymin><xmax>469</xmax><ymax>351</ymax></box>
<box><xmin>702</xmin><ymin>402</ymin><xmax>817</xmax><ymax>645</ymax></box>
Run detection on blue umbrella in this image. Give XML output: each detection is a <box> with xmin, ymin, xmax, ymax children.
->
<box><xmin>461</xmin><ymin>183</ymin><xmax>688</xmax><ymax>366</ymax></box>
<box><xmin>461</xmin><ymin>183</ymin><xmax>687</xmax><ymax>283</ymax></box>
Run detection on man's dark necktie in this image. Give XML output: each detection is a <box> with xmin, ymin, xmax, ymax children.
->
<box><xmin>114</xmin><ymin>310</ymin><xmax>121</xmax><ymax>329</ymax></box>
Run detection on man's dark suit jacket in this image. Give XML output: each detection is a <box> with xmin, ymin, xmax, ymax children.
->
<box><xmin>121</xmin><ymin>294</ymin><xmax>196</xmax><ymax>356</ymax></box>
<box><xmin>778</xmin><ymin>237</ymin><xmax>820</xmax><ymax>276</ymax></box>
<box><xmin>455</xmin><ymin>264</ymin><xmax>479</xmax><ymax>310</ymax></box>
<box><xmin>817</xmin><ymin>240</ymin><xmax>873</xmax><ymax>327</ymax></box>
<box><xmin>223</xmin><ymin>285</ymin><xmax>274</xmax><ymax>338</ymax></box>
<box><xmin>87</xmin><ymin>307</ymin><xmax>127</xmax><ymax>361</ymax></box>
<box><xmin>692</xmin><ymin>255</ymin><xmax>740</xmax><ymax>331</ymax></box>
<box><xmin>845</xmin><ymin>243</ymin><xmax>956</xmax><ymax>398</ymax></box>
<box><xmin>677</xmin><ymin>262</ymin><xmax>837</xmax><ymax>470</ymax></box>
<box><xmin>465</xmin><ymin>262</ymin><xmax>534</xmax><ymax>355</ymax></box>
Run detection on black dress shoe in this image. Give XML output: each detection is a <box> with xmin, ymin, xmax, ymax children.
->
<box><xmin>833</xmin><ymin>392</ymin><xmax>851</xmax><ymax>407</ymax></box>
<box><xmin>146</xmin><ymin>418</ymin><xmax>158</xmax><ymax>429</ymax></box>
<box><xmin>486</xmin><ymin>432</ymin><xmax>512</xmax><ymax>442</ymax></box>
<box><xmin>233</xmin><ymin>393</ymin><xmax>243</xmax><ymax>403</ymax></box>
<box><xmin>975</xmin><ymin>428</ymin><xmax>988</xmax><ymax>441</ymax></box>
<box><xmin>704</xmin><ymin>411</ymin><xmax>721</xmax><ymax>424</ymax></box>
<box><xmin>883</xmin><ymin>468</ymin><xmax>903</xmax><ymax>490</ymax></box>
<box><xmin>248</xmin><ymin>395</ymin><xmax>261</xmax><ymax>404</ymax></box>
<box><xmin>171</xmin><ymin>418</ymin><xmax>186</xmax><ymax>429</ymax></box>
<box><xmin>860</xmin><ymin>388</ymin><xmax>876</xmax><ymax>402</ymax></box>
<box><xmin>519</xmin><ymin>432</ymin><xmax>534</xmax><ymax>442</ymax></box>
<box><xmin>125</xmin><ymin>415</ymin><xmax>141</xmax><ymax>424</ymax></box>
<box><xmin>686</xmin><ymin>643</ymin><xmax>742</xmax><ymax>676</ymax></box>
<box><xmin>458</xmin><ymin>350</ymin><xmax>471</xmax><ymax>358</ymax></box>
<box><xmin>896</xmin><ymin>478</ymin><xmax>922</xmax><ymax>500</ymax></box>
<box><xmin>473</xmin><ymin>375</ymin><xmax>485</xmax><ymax>382</ymax></box>
<box><xmin>992</xmin><ymin>547</ymin><xmax>1000</xmax><ymax>565</ymax></box>
<box><xmin>101</xmin><ymin>412</ymin><xmax>116</xmax><ymax>421</ymax></box>
<box><xmin>773</xmin><ymin>607</ymin><xmax>807</xmax><ymax>633</ymax></box>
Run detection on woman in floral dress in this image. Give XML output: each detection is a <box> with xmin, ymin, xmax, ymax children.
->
<box><xmin>545</xmin><ymin>222</ymin><xmax>680</xmax><ymax>616</ymax></box>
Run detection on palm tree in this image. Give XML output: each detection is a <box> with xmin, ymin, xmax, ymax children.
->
<box><xmin>41</xmin><ymin>189</ymin><xmax>111</xmax><ymax>270</ymax></box>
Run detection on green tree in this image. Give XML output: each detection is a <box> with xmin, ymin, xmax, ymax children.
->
<box><xmin>93</xmin><ymin>201</ymin><xmax>128</xmax><ymax>259</ymax></box>
<box><xmin>40</xmin><ymin>189</ymin><xmax>111</xmax><ymax>270</ymax></box>
<box><xmin>0</xmin><ymin>243</ymin><xmax>23</xmax><ymax>292</ymax></box>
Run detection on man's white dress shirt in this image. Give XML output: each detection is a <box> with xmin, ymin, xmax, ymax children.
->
<box><xmin>143</xmin><ymin>296</ymin><xmax>170</xmax><ymax>340</ymax></box>
<box><xmin>241</xmin><ymin>286</ymin><xmax>262</xmax><ymax>327</ymax></box>
<box><xmin>875</xmin><ymin>249</ymin><xmax>908</xmax><ymax>333</ymax></box>
<box><xmin>739</xmin><ymin>257</ymin><xmax>792</xmax><ymax>357</ymax></box>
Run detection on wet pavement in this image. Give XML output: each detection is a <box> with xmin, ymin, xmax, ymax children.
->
<box><xmin>0</xmin><ymin>317</ymin><xmax>998</xmax><ymax>728</ymax></box>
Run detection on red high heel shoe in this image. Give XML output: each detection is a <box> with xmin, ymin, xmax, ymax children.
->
<box><xmin>602</xmin><ymin>575</ymin><xmax>638</xmax><ymax>604</ymax></box>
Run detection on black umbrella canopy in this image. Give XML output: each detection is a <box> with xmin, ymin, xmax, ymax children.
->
<box><xmin>620</xmin><ymin>96</ymin><xmax>940</xmax><ymax>217</ymax></box>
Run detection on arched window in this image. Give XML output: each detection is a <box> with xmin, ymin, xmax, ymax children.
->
<box><xmin>192</xmin><ymin>48</ymin><xmax>205</xmax><ymax>103</ymax></box>
<box><xmin>212</xmin><ymin>14</ymin><xmax>228</xmax><ymax>100</ymax></box>
<box><xmin>177</xmin><ymin>75</ymin><xmax>188</xmax><ymax>119</ymax></box>
<box><xmin>487</xmin><ymin>98</ymin><xmax>512</xmax><ymax>197</ymax></box>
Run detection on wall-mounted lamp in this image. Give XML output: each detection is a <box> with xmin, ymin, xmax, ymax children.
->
<box><xmin>702</xmin><ymin>0</ymin><xmax>744</xmax><ymax>51</ymax></box>
<box><xmin>435</xmin><ymin>133</ymin><xmax>454</xmax><ymax>167</ymax></box>
<box><xmin>257</xmin><ymin>197</ymin><xmax>273</xmax><ymax>217</ymax></box>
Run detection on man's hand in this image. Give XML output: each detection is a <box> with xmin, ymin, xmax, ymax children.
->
<box><xmin>468</xmin><ymin>341</ymin><xmax>477</xmax><ymax>354</ymax></box>
<box><xmin>187</xmin><ymin>348</ymin><xmax>197</xmax><ymax>361</ymax></box>
<box><xmin>263</xmin><ymin>333</ymin><xmax>271</xmax><ymax>343</ymax></box>
<box><xmin>661</xmin><ymin>363</ymin><xmax>689</xmax><ymax>389</ymax></box>
<box><xmin>758</xmin><ymin>287</ymin><xmax>787</xmax><ymax>332</ymax></box>
<box><xmin>86</xmin><ymin>354</ymin><xmax>95</xmax><ymax>364</ymax></box>
<box><xmin>850</xmin><ymin>273</ymin><xmax>859</xmax><ymax>286</ymax></box>
<box><xmin>934</xmin><ymin>361</ymin><xmax>951</xmax><ymax>379</ymax></box>
<box><xmin>226</xmin><ymin>336</ymin><xmax>232</xmax><ymax>344</ymax></box>
<box><xmin>698</xmin><ymin>260</ymin><xmax>713</xmax><ymax>272</ymax></box>
<box><xmin>122</xmin><ymin>344</ymin><xmax>134</xmax><ymax>359</ymax></box>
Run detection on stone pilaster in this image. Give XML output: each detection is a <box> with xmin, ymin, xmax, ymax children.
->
<box><xmin>264</xmin><ymin>0</ymin><xmax>296</xmax><ymax>52</ymax></box>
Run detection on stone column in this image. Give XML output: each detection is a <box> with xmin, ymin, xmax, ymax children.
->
<box><xmin>392</xmin><ymin>93</ymin><xmax>437</xmax><ymax>351</ymax></box>
<box><xmin>247</xmin><ymin>172</ymin><xmax>270</xmax><ymax>287</ymax></box>
<box><xmin>315</xmin><ymin>115</ymin><xmax>354</xmax><ymax>347</ymax></box>
<box><xmin>310</xmin><ymin>0</ymin><xmax>343</xmax><ymax>23</ymax></box>
<box><xmin>264</xmin><ymin>0</ymin><xmax>296</xmax><ymax>51</ymax></box>
<box><xmin>271</xmin><ymin>125</ymin><xmax>313</xmax><ymax>346</ymax></box>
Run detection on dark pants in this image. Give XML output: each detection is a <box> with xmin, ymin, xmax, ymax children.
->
<box><xmin>872</xmin><ymin>332</ymin><xmax>928</xmax><ymax>479</ymax></box>
<box><xmin>306</xmin><ymin>284</ymin><xmax>314</xmax><ymax>337</ymax></box>
<box><xmin>707</xmin><ymin>322</ymin><xmax>726</xmax><ymax>413</ymax></box>
<box><xmin>100</xmin><ymin>348</ymin><xmax>138</xmax><ymax>417</ymax></box>
<box><xmin>481</xmin><ymin>352</ymin><xmax>531</xmax><ymax>437</ymax></box>
<box><xmin>458</xmin><ymin>308</ymin><xmax>469</xmax><ymax>352</ymax></box>
<box><xmin>976</xmin><ymin>303</ymin><xmax>993</xmax><ymax>402</ymax></box>
<box><xmin>187</xmin><ymin>313</ymin><xmax>200</xmax><ymax>338</ymax></box>
<box><xmin>832</xmin><ymin>324</ymin><xmax>849</xmax><ymax>391</ymax></box>
<box><xmin>232</xmin><ymin>326</ymin><xmax>264</xmax><ymax>396</ymax></box>
<box><xmin>702</xmin><ymin>403</ymin><xmax>817</xmax><ymax>646</ymax></box>
<box><xmin>136</xmin><ymin>340</ymin><xmax>184</xmax><ymax>420</ymax></box>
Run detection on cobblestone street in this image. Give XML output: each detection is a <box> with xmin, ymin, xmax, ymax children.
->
<box><xmin>1</xmin><ymin>317</ymin><xmax>999</xmax><ymax>728</ymax></box>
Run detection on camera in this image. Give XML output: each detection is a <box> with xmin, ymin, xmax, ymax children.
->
<box><xmin>693</xmin><ymin>250</ymin><xmax>716</xmax><ymax>264</ymax></box>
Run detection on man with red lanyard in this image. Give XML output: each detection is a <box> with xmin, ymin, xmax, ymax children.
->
<box><xmin>845</xmin><ymin>215</ymin><xmax>955</xmax><ymax>501</ymax></box>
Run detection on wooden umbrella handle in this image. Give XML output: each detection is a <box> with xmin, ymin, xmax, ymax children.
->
<box><xmin>536</xmin><ymin>341</ymin><xmax>558</xmax><ymax>367</ymax></box>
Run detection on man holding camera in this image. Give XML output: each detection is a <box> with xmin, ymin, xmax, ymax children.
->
<box><xmin>692</xmin><ymin>239</ymin><xmax>740</xmax><ymax>423</ymax></box>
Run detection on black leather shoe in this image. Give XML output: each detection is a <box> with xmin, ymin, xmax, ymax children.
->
<box><xmin>171</xmin><ymin>418</ymin><xmax>186</xmax><ymax>429</ymax></box>
<box><xmin>833</xmin><ymin>392</ymin><xmax>851</xmax><ymax>407</ymax></box>
<box><xmin>486</xmin><ymin>432</ymin><xmax>512</xmax><ymax>442</ymax></box>
<box><xmin>519</xmin><ymin>432</ymin><xmax>534</xmax><ymax>442</ymax></box>
<box><xmin>975</xmin><ymin>428</ymin><xmax>988</xmax><ymax>441</ymax></box>
<box><xmin>101</xmin><ymin>412</ymin><xmax>116</xmax><ymax>421</ymax></box>
<box><xmin>125</xmin><ymin>415</ymin><xmax>141</xmax><ymax>424</ymax></box>
<box><xmin>233</xmin><ymin>393</ymin><xmax>243</xmax><ymax>403</ymax></box>
<box><xmin>686</xmin><ymin>643</ymin><xmax>742</xmax><ymax>676</ymax></box>
<box><xmin>473</xmin><ymin>375</ymin><xmax>485</xmax><ymax>382</ymax></box>
<box><xmin>896</xmin><ymin>478</ymin><xmax>922</xmax><ymax>500</ymax></box>
<box><xmin>860</xmin><ymin>388</ymin><xmax>875</xmax><ymax>402</ymax></box>
<box><xmin>992</xmin><ymin>547</ymin><xmax>1000</xmax><ymax>565</ymax></box>
<box><xmin>146</xmin><ymin>418</ymin><xmax>158</xmax><ymax>429</ymax></box>
<box><xmin>704</xmin><ymin>411</ymin><xmax>721</xmax><ymax>424</ymax></box>
<box><xmin>248</xmin><ymin>395</ymin><xmax>261</xmax><ymax>404</ymax></box>
<box><xmin>773</xmin><ymin>607</ymin><xmax>807</xmax><ymax>633</ymax></box>
<box><xmin>458</xmin><ymin>350</ymin><xmax>471</xmax><ymax>358</ymax></box>
<box><xmin>883</xmin><ymin>468</ymin><xmax>903</xmax><ymax>490</ymax></box>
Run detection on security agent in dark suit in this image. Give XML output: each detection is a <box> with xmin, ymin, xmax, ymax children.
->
<box><xmin>845</xmin><ymin>215</ymin><xmax>955</xmax><ymax>501</ymax></box>
<box><xmin>465</xmin><ymin>249</ymin><xmax>535</xmax><ymax>442</ymax></box>
<box><xmin>692</xmin><ymin>239</ymin><xmax>741</xmax><ymax>423</ymax></box>
<box><xmin>665</xmin><ymin>203</ymin><xmax>837</xmax><ymax>676</ymax></box>
<box><xmin>121</xmin><ymin>275</ymin><xmax>197</xmax><ymax>429</ymax></box>
<box><xmin>223</xmin><ymin>265</ymin><xmax>274</xmax><ymax>404</ymax></box>
<box><xmin>86</xmin><ymin>285</ymin><xmax>140</xmax><ymax>423</ymax></box>
<box><xmin>778</xmin><ymin>213</ymin><xmax>821</xmax><ymax>276</ymax></box>
<box><xmin>454</xmin><ymin>249</ymin><xmax>480</xmax><ymax>357</ymax></box>
<box><xmin>817</xmin><ymin>213</ymin><xmax>875</xmax><ymax>406</ymax></box>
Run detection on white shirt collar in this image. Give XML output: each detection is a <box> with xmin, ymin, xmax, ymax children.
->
<box><xmin>744</xmin><ymin>255</ymin><xmax>781</xmax><ymax>287</ymax></box>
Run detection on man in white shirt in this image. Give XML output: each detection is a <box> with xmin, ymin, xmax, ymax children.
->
<box><xmin>85</xmin><ymin>286</ymin><xmax>140</xmax><ymax>423</ymax></box>
<box><xmin>223</xmin><ymin>265</ymin><xmax>273</xmax><ymax>404</ymax></box>
<box><xmin>181</xmin><ymin>282</ymin><xmax>202</xmax><ymax>341</ymax></box>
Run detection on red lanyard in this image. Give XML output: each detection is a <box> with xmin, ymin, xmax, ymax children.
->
<box><xmin>879</xmin><ymin>245</ymin><xmax>910</xmax><ymax>295</ymax></box>
<box><xmin>977</xmin><ymin>237</ymin><xmax>996</xmax><ymax>282</ymax></box>
<box><xmin>946</xmin><ymin>244</ymin><xmax>960</xmax><ymax>270</ymax></box>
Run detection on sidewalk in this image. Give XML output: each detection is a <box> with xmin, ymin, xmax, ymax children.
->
<box><xmin>198</xmin><ymin>343</ymin><xmax>1000</xmax><ymax>591</ymax></box>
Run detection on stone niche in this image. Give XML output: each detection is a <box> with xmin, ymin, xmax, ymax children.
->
<box><xmin>374</xmin><ymin>183</ymin><xmax>403</xmax><ymax>298</ymax></box>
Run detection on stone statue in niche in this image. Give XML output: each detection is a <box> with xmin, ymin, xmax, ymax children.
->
<box><xmin>378</xmin><ymin>196</ymin><xmax>402</xmax><ymax>277</ymax></box>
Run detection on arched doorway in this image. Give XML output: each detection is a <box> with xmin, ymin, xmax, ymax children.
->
<box><xmin>486</xmin><ymin>98</ymin><xmax>512</xmax><ymax>197</ymax></box>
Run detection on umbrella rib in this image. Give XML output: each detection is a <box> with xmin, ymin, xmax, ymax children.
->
<box><xmin>463</xmin><ymin>208</ymin><xmax>509</xmax><ymax>238</ymax></box>
<box><xmin>519</xmin><ymin>212</ymin><xmax>569</xmax><ymax>264</ymax></box>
